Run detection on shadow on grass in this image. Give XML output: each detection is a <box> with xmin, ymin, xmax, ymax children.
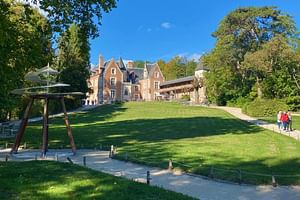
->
<box><xmin>0</xmin><ymin>161</ymin><xmax>194</xmax><ymax>200</ymax></box>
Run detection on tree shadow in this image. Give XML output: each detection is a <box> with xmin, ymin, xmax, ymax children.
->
<box><xmin>0</xmin><ymin>161</ymin><xmax>194</xmax><ymax>200</ymax></box>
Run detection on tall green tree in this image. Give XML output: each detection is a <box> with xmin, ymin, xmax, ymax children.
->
<box><xmin>203</xmin><ymin>6</ymin><xmax>298</xmax><ymax>104</ymax></box>
<box><xmin>0</xmin><ymin>1</ymin><xmax>52</xmax><ymax>121</ymax></box>
<box><xmin>56</xmin><ymin>24</ymin><xmax>90</xmax><ymax>109</ymax></box>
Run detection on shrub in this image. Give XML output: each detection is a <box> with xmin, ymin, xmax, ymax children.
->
<box><xmin>285</xmin><ymin>96</ymin><xmax>300</xmax><ymax>111</ymax></box>
<box><xmin>242</xmin><ymin>99</ymin><xmax>289</xmax><ymax>117</ymax></box>
<box><xmin>181</xmin><ymin>94</ymin><xmax>190</xmax><ymax>101</ymax></box>
<box><xmin>227</xmin><ymin>96</ymin><xmax>252</xmax><ymax>108</ymax></box>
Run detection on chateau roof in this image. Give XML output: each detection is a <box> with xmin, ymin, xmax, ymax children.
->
<box><xmin>160</xmin><ymin>76</ymin><xmax>194</xmax><ymax>87</ymax></box>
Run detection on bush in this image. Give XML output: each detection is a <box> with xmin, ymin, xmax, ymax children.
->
<box><xmin>227</xmin><ymin>96</ymin><xmax>252</xmax><ymax>108</ymax></box>
<box><xmin>181</xmin><ymin>94</ymin><xmax>190</xmax><ymax>101</ymax></box>
<box><xmin>285</xmin><ymin>96</ymin><xmax>300</xmax><ymax>111</ymax></box>
<box><xmin>242</xmin><ymin>99</ymin><xmax>289</xmax><ymax>117</ymax></box>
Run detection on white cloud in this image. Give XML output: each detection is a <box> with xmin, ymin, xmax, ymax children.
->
<box><xmin>177</xmin><ymin>52</ymin><xmax>203</xmax><ymax>61</ymax></box>
<box><xmin>161</xmin><ymin>22</ymin><xmax>172</xmax><ymax>29</ymax></box>
<box><xmin>187</xmin><ymin>53</ymin><xmax>202</xmax><ymax>61</ymax></box>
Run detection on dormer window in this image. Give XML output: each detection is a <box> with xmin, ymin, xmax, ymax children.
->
<box><xmin>111</xmin><ymin>68</ymin><xmax>116</xmax><ymax>75</ymax></box>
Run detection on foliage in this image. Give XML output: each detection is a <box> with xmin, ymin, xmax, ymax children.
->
<box><xmin>203</xmin><ymin>6</ymin><xmax>299</xmax><ymax>104</ymax></box>
<box><xmin>158</xmin><ymin>57</ymin><xmax>197</xmax><ymax>81</ymax></box>
<box><xmin>0</xmin><ymin>161</ymin><xmax>194</xmax><ymax>200</ymax></box>
<box><xmin>23</xmin><ymin>0</ymin><xmax>117</xmax><ymax>39</ymax></box>
<box><xmin>227</xmin><ymin>96</ymin><xmax>253</xmax><ymax>108</ymax></box>
<box><xmin>285</xmin><ymin>96</ymin><xmax>300</xmax><ymax>111</ymax></box>
<box><xmin>56</xmin><ymin>24</ymin><xmax>90</xmax><ymax>110</ymax></box>
<box><xmin>181</xmin><ymin>94</ymin><xmax>191</xmax><ymax>101</ymax></box>
<box><xmin>0</xmin><ymin>1</ymin><xmax>52</xmax><ymax>121</ymax></box>
<box><xmin>242</xmin><ymin>99</ymin><xmax>289</xmax><ymax>117</ymax></box>
<box><xmin>133</xmin><ymin>60</ymin><xmax>147</xmax><ymax>68</ymax></box>
<box><xmin>2</xmin><ymin>102</ymin><xmax>300</xmax><ymax>185</ymax></box>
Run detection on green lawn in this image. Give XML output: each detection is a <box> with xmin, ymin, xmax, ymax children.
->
<box><xmin>1</xmin><ymin>102</ymin><xmax>300</xmax><ymax>185</ymax></box>
<box><xmin>0</xmin><ymin>161</ymin><xmax>194</xmax><ymax>200</ymax></box>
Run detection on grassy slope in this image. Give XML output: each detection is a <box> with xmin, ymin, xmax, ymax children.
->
<box><xmin>1</xmin><ymin>102</ymin><xmax>300</xmax><ymax>184</ymax></box>
<box><xmin>0</xmin><ymin>161</ymin><xmax>194</xmax><ymax>200</ymax></box>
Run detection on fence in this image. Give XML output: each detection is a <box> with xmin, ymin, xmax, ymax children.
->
<box><xmin>114</xmin><ymin>151</ymin><xmax>300</xmax><ymax>186</ymax></box>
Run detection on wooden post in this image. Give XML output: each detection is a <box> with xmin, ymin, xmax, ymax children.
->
<box><xmin>272</xmin><ymin>175</ymin><xmax>277</xmax><ymax>187</ymax></box>
<box><xmin>168</xmin><ymin>159</ymin><xmax>173</xmax><ymax>170</ymax></box>
<box><xmin>83</xmin><ymin>156</ymin><xmax>86</xmax><ymax>166</ymax></box>
<box><xmin>146</xmin><ymin>171</ymin><xmax>151</xmax><ymax>184</ymax></box>
<box><xmin>110</xmin><ymin>145</ymin><xmax>114</xmax><ymax>157</ymax></box>
<box><xmin>11</xmin><ymin>98</ymin><xmax>34</xmax><ymax>154</ymax></box>
<box><xmin>60</xmin><ymin>97</ymin><xmax>76</xmax><ymax>154</ymax></box>
<box><xmin>42</xmin><ymin>98</ymin><xmax>49</xmax><ymax>156</ymax></box>
<box><xmin>67</xmin><ymin>157</ymin><xmax>73</xmax><ymax>164</ymax></box>
<box><xmin>5</xmin><ymin>155</ymin><xmax>8</xmax><ymax>162</ymax></box>
<box><xmin>238</xmin><ymin>169</ymin><xmax>242</xmax><ymax>184</ymax></box>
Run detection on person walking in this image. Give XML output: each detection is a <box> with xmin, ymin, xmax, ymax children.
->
<box><xmin>277</xmin><ymin>111</ymin><xmax>282</xmax><ymax>129</ymax></box>
<box><xmin>287</xmin><ymin>112</ymin><xmax>293</xmax><ymax>131</ymax></box>
<box><xmin>280</xmin><ymin>111</ymin><xmax>289</xmax><ymax>131</ymax></box>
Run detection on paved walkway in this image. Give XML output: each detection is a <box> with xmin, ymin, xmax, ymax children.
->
<box><xmin>212</xmin><ymin>106</ymin><xmax>300</xmax><ymax>141</ymax></box>
<box><xmin>1</xmin><ymin>149</ymin><xmax>300</xmax><ymax>200</ymax></box>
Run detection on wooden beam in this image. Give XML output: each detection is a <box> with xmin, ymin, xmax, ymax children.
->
<box><xmin>11</xmin><ymin>98</ymin><xmax>34</xmax><ymax>154</ymax></box>
<box><xmin>60</xmin><ymin>97</ymin><xmax>76</xmax><ymax>154</ymax></box>
<box><xmin>42</xmin><ymin>98</ymin><xmax>49</xmax><ymax>156</ymax></box>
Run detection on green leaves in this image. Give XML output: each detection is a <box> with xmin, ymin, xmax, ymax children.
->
<box><xmin>39</xmin><ymin>0</ymin><xmax>117</xmax><ymax>39</ymax></box>
<box><xmin>204</xmin><ymin>6</ymin><xmax>300</xmax><ymax>104</ymax></box>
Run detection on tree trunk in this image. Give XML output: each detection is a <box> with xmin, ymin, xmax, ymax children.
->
<box><xmin>256</xmin><ymin>75</ymin><xmax>262</xmax><ymax>99</ymax></box>
<box><xmin>195</xmin><ymin>88</ymin><xmax>199</xmax><ymax>104</ymax></box>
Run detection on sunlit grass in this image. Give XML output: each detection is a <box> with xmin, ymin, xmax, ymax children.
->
<box><xmin>0</xmin><ymin>161</ymin><xmax>194</xmax><ymax>200</ymax></box>
<box><xmin>1</xmin><ymin>102</ymin><xmax>300</xmax><ymax>185</ymax></box>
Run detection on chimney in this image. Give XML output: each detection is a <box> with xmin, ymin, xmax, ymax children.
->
<box><xmin>98</xmin><ymin>54</ymin><xmax>104</xmax><ymax>71</ymax></box>
<box><xmin>126</xmin><ymin>61</ymin><xmax>134</xmax><ymax>69</ymax></box>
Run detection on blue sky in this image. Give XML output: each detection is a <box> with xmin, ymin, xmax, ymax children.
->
<box><xmin>90</xmin><ymin>0</ymin><xmax>300</xmax><ymax>65</ymax></box>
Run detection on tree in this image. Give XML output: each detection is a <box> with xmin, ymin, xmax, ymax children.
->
<box><xmin>203</xmin><ymin>6</ymin><xmax>298</xmax><ymax>104</ymax></box>
<box><xmin>242</xmin><ymin>36</ymin><xmax>297</xmax><ymax>98</ymax></box>
<box><xmin>0</xmin><ymin>1</ymin><xmax>52</xmax><ymax>121</ymax></box>
<box><xmin>56</xmin><ymin>24</ymin><xmax>90</xmax><ymax>110</ymax></box>
<box><xmin>26</xmin><ymin>0</ymin><xmax>117</xmax><ymax>39</ymax></box>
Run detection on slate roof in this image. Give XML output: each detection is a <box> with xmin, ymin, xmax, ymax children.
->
<box><xmin>160</xmin><ymin>76</ymin><xmax>194</xmax><ymax>87</ymax></box>
<box><xmin>145</xmin><ymin>63</ymin><xmax>157</xmax><ymax>76</ymax></box>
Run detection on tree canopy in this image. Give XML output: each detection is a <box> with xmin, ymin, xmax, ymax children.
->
<box><xmin>203</xmin><ymin>6</ymin><xmax>300</xmax><ymax>105</ymax></box>
<box><xmin>0</xmin><ymin>1</ymin><xmax>52</xmax><ymax>121</ymax></box>
<box><xmin>27</xmin><ymin>0</ymin><xmax>117</xmax><ymax>39</ymax></box>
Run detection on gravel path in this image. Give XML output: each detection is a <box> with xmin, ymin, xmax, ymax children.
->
<box><xmin>212</xmin><ymin>106</ymin><xmax>300</xmax><ymax>141</ymax></box>
<box><xmin>1</xmin><ymin>149</ymin><xmax>300</xmax><ymax>200</ymax></box>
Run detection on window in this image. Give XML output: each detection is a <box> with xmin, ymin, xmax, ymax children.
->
<box><xmin>110</xmin><ymin>77</ymin><xmax>116</xmax><ymax>86</ymax></box>
<box><xmin>135</xmin><ymin>86</ymin><xmax>139</xmax><ymax>91</ymax></box>
<box><xmin>154</xmin><ymin>81</ymin><xmax>159</xmax><ymax>89</ymax></box>
<box><xmin>111</xmin><ymin>68</ymin><xmax>116</xmax><ymax>75</ymax></box>
<box><xmin>124</xmin><ymin>88</ymin><xmax>129</xmax><ymax>96</ymax></box>
<box><xmin>110</xmin><ymin>90</ymin><xmax>116</xmax><ymax>99</ymax></box>
<box><xmin>155</xmin><ymin>71</ymin><xmax>159</xmax><ymax>78</ymax></box>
